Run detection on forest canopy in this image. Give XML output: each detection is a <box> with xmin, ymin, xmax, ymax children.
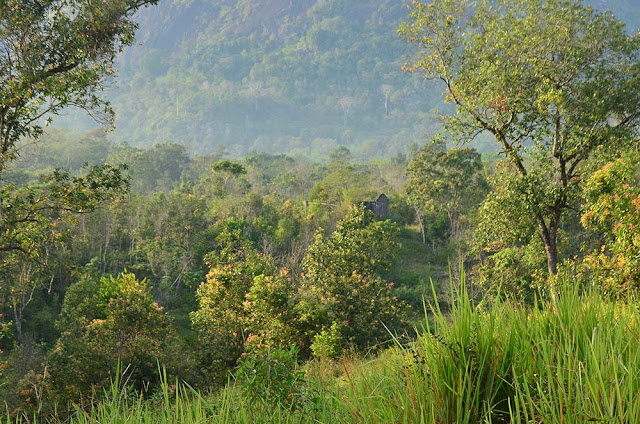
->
<box><xmin>400</xmin><ymin>0</ymin><xmax>640</xmax><ymax>278</ymax></box>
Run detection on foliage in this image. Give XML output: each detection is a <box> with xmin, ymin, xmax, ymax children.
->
<box><xmin>307</xmin><ymin>160</ymin><xmax>387</xmax><ymax>227</ymax></box>
<box><xmin>472</xmin><ymin>163</ymin><xmax>548</xmax><ymax>299</ymax></box>
<box><xmin>7</xmin><ymin>0</ymin><xmax>640</xmax><ymax>419</ymax></box>
<box><xmin>234</xmin><ymin>346</ymin><xmax>306</xmax><ymax>411</ymax></box>
<box><xmin>190</xmin><ymin>229</ymin><xmax>296</xmax><ymax>384</ymax></box>
<box><xmin>203</xmin><ymin>160</ymin><xmax>251</xmax><ymax>199</ymax></box>
<box><xmin>0</xmin><ymin>0</ymin><xmax>158</xmax><ymax>171</ymax></box>
<box><xmin>243</xmin><ymin>152</ymin><xmax>315</xmax><ymax>199</ymax></box>
<box><xmin>0</xmin><ymin>164</ymin><xmax>129</xmax><ymax>343</ymax></box>
<box><xmin>48</xmin><ymin>272</ymin><xmax>173</xmax><ymax>405</ymax></box>
<box><xmin>473</xmin><ymin>244</ymin><xmax>548</xmax><ymax>303</ymax></box>
<box><xmin>581</xmin><ymin>153</ymin><xmax>640</xmax><ymax>296</ymax></box>
<box><xmin>0</xmin><ymin>342</ymin><xmax>49</xmax><ymax>418</ymax></box>
<box><xmin>118</xmin><ymin>143</ymin><xmax>191</xmax><ymax>193</ymax></box>
<box><xmin>405</xmin><ymin>142</ymin><xmax>488</xmax><ymax>248</ymax></box>
<box><xmin>297</xmin><ymin>206</ymin><xmax>409</xmax><ymax>351</ymax></box>
<box><xmin>310</xmin><ymin>322</ymin><xmax>342</xmax><ymax>360</ymax></box>
<box><xmin>400</xmin><ymin>0</ymin><xmax>640</xmax><ymax>275</ymax></box>
<box><xmin>243</xmin><ymin>271</ymin><xmax>299</xmax><ymax>352</ymax></box>
<box><xmin>0</xmin><ymin>314</ymin><xmax>9</xmax><ymax>379</ymax></box>
<box><xmin>9</xmin><ymin>277</ymin><xmax>640</xmax><ymax>423</ymax></box>
<box><xmin>211</xmin><ymin>160</ymin><xmax>247</xmax><ymax>176</ymax></box>
<box><xmin>0</xmin><ymin>164</ymin><xmax>129</xmax><ymax>257</ymax></box>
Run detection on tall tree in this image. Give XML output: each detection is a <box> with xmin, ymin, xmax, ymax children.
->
<box><xmin>0</xmin><ymin>0</ymin><xmax>158</xmax><ymax>173</ymax></box>
<box><xmin>400</xmin><ymin>0</ymin><xmax>640</xmax><ymax>275</ymax></box>
<box><xmin>405</xmin><ymin>143</ymin><xmax>487</xmax><ymax>248</ymax></box>
<box><xmin>296</xmin><ymin>206</ymin><xmax>409</xmax><ymax>351</ymax></box>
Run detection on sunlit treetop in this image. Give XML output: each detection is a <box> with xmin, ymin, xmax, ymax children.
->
<box><xmin>400</xmin><ymin>0</ymin><xmax>640</xmax><ymax>276</ymax></box>
<box><xmin>0</xmin><ymin>0</ymin><xmax>157</xmax><ymax>171</ymax></box>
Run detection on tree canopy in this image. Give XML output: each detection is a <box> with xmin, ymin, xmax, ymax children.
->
<box><xmin>405</xmin><ymin>143</ymin><xmax>487</xmax><ymax>247</ymax></box>
<box><xmin>400</xmin><ymin>0</ymin><xmax>640</xmax><ymax>276</ymax></box>
<box><xmin>0</xmin><ymin>0</ymin><xmax>157</xmax><ymax>172</ymax></box>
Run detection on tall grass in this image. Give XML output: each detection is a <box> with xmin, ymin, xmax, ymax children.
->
<box><xmin>8</xmin><ymin>275</ymin><xmax>640</xmax><ymax>423</ymax></box>
<box><xmin>324</xmin><ymin>275</ymin><xmax>640</xmax><ymax>423</ymax></box>
<box><xmin>352</xmin><ymin>277</ymin><xmax>640</xmax><ymax>423</ymax></box>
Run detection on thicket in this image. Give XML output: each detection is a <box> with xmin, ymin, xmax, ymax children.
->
<box><xmin>5</xmin><ymin>281</ymin><xmax>640</xmax><ymax>423</ymax></box>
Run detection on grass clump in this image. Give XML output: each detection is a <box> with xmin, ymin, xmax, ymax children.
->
<box><xmin>319</xmin><ymin>274</ymin><xmax>640</xmax><ymax>423</ymax></box>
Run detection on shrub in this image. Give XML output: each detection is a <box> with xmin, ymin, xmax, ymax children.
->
<box><xmin>234</xmin><ymin>346</ymin><xmax>306</xmax><ymax>411</ymax></box>
<box><xmin>296</xmin><ymin>206</ymin><xmax>410</xmax><ymax>351</ymax></box>
<box><xmin>48</xmin><ymin>272</ymin><xmax>173</xmax><ymax>405</ymax></box>
<box><xmin>310</xmin><ymin>322</ymin><xmax>342</xmax><ymax>360</ymax></box>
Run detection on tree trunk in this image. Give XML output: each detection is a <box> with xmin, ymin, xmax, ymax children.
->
<box><xmin>537</xmin><ymin>219</ymin><xmax>558</xmax><ymax>276</ymax></box>
<box><xmin>13</xmin><ymin>307</ymin><xmax>23</xmax><ymax>345</ymax></box>
<box><xmin>415</xmin><ymin>207</ymin><xmax>426</xmax><ymax>244</ymax></box>
<box><xmin>537</xmin><ymin>217</ymin><xmax>560</xmax><ymax>313</ymax></box>
<box><xmin>543</xmin><ymin>232</ymin><xmax>558</xmax><ymax>275</ymax></box>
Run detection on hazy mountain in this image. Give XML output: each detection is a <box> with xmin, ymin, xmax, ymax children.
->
<box><xmin>57</xmin><ymin>0</ymin><xmax>640</xmax><ymax>160</ymax></box>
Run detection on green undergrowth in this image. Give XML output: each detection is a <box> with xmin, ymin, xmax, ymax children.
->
<box><xmin>8</xmin><ymin>276</ymin><xmax>640</xmax><ymax>423</ymax></box>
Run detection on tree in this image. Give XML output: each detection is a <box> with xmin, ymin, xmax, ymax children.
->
<box><xmin>296</xmin><ymin>206</ymin><xmax>409</xmax><ymax>351</ymax></box>
<box><xmin>0</xmin><ymin>0</ymin><xmax>158</xmax><ymax>173</ymax></box>
<box><xmin>1</xmin><ymin>0</ymin><xmax>156</xmax><ymax>334</ymax></box>
<box><xmin>0</xmin><ymin>165</ymin><xmax>129</xmax><ymax>343</ymax></box>
<box><xmin>380</xmin><ymin>84</ymin><xmax>393</xmax><ymax>117</ymax></box>
<box><xmin>190</xmin><ymin>227</ymin><xmax>297</xmax><ymax>384</ymax></box>
<box><xmin>0</xmin><ymin>256</ymin><xmax>50</xmax><ymax>344</ymax></box>
<box><xmin>404</xmin><ymin>143</ymin><xmax>488</xmax><ymax>249</ymax></box>
<box><xmin>338</xmin><ymin>96</ymin><xmax>355</xmax><ymax>126</ymax></box>
<box><xmin>241</xmin><ymin>81</ymin><xmax>270</xmax><ymax>113</ymax></box>
<box><xmin>581</xmin><ymin>153</ymin><xmax>640</xmax><ymax>296</ymax></box>
<box><xmin>328</xmin><ymin>145</ymin><xmax>352</xmax><ymax>165</ymax></box>
<box><xmin>400</xmin><ymin>0</ymin><xmax>640</xmax><ymax>276</ymax></box>
<box><xmin>49</xmin><ymin>272</ymin><xmax>173</xmax><ymax>403</ymax></box>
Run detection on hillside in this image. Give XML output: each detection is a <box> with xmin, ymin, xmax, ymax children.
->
<box><xmin>57</xmin><ymin>0</ymin><xmax>640</xmax><ymax>159</ymax></box>
<box><xmin>56</xmin><ymin>0</ymin><xmax>450</xmax><ymax>159</ymax></box>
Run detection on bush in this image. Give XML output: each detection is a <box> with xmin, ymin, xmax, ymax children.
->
<box><xmin>310</xmin><ymin>323</ymin><xmax>342</xmax><ymax>360</ymax></box>
<box><xmin>296</xmin><ymin>206</ymin><xmax>410</xmax><ymax>351</ymax></box>
<box><xmin>48</xmin><ymin>272</ymin><xmax>174</xmax><ymax>405</ymax></box>
<box><xmin>234</xmin><ymin>346</ymin><xmax>306</xmax><ymax>411</ymax></box>
<box><xmin>581</xmin><ymin>154</ymin><xmax>640</xmax><ymax>296</ymax></box>
<box><xmin>191</xmin><ymin>229</ymin><xmax>300</xmax><ymax>384</ymax></box>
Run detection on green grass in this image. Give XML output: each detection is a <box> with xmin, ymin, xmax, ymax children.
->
<box><xmin>8</xmin><ymin>275</ymin><xmax>640</xmax><ymax>423</ymax></box>
<box><xmin>391</xmin><ymin>226</ymin><xmax>447</xmax><ymax>315</ymax></box>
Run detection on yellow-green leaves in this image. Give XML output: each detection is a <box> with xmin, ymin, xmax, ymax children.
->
<box><xmin>401</xmin><ymin>0</ymin><xmax>640</xmax><ymax>277</ymax></box>
<box><xmin>0</xmin><ymin>0</ymin><xmax>158</xmax><ymax>172</ymax></box>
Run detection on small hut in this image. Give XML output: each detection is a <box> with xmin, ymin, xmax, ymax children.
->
<box><xmin>361</xmin><ymin>194</ymin><xmax>389</xmax><ymax>220</ymax></box>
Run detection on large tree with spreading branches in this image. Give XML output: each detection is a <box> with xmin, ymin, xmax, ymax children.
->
<box><xmin>0</xmin><ymin>0</ymin><xmax>157</xmax><ymax>172</ymax></box>
<box><xmin>400</xmin><ymin>0</ymin><xmax>640</xmax><ymax>276</ymax></box>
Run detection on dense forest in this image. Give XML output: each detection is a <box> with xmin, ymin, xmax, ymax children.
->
<box><xmin>3</xmin><ymin>0</ymin><xmax>640</xmax><ymax>422</ymax></box>
<box><xmin>56</xmin><ymin>0</ymin><xmax>640</xmax><ymax>159</ymax></box>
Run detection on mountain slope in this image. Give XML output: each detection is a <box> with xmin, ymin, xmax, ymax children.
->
<box><xmin>59</xmin><ymin>0</ymin><xmax>640</xmax><ymax>159</ymax></box>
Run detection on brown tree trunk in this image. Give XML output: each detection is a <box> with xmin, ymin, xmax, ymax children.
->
<box><xmin>535</xmin><ymin>212</ymin><xmax>560</xmax><ymax>312</ymax></box>
<box><xmin>537</xmin><ymin>218</ymin><xmax>559</xmax><ymax>275</ymax></box>
<box><xmin>543</xmin><ymin>232</ymin><xmax>558</xmax><ymax>275</ymax></box>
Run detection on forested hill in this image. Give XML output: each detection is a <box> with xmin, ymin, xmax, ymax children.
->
<box><xmin>61</xmin><ymin>0</ymin><xmax>640</xmax><ymax>159</ymax></box>
<box><xmin>58</xmin><ymin>0</ymin><xmax>444</xmax><ymax>159</ymax></box>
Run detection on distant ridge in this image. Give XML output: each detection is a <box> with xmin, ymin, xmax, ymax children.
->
<box><xmin>57</xmin><ymin>0</ymin><xmax>640</xmax><ymax>160</ymax></box>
